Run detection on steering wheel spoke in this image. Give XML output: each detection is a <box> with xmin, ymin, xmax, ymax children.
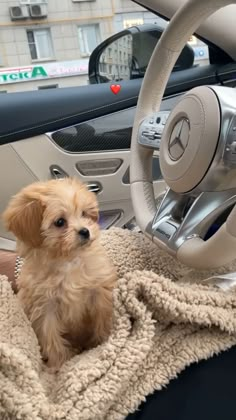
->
<box><xmin>138</xmin><ymin>111</ymin><xmax>170</xmax><ymax>151</ymax></box>
<box><xmin>152</xmin><ymin>189</ymin><xmax>236</xmax><ymax>254</ymax></box>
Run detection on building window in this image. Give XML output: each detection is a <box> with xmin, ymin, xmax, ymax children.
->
<box><xmin>27</xmin><ymin>29</ymin><xmax>54</xmax><ymax>61</ymax></box>
<box><xmin>99</xmin><ymin>63</ymin><xmax>107</xmax><ymax>72</ymax></box>
<box><xmin>78</xmin><ymin>25</ymin><xmax>100</xmax><ymax>56</ymax></box>
<box><xmin>38</xmin><ymin>84</ymin><xmax>58</xmax><ymax>89</ymax></box>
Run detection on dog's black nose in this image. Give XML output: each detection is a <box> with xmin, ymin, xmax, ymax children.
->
<box><xmin>78</xmin><ymin>228</ymin><xmax>90</xmax><ymax>240</ymax></box>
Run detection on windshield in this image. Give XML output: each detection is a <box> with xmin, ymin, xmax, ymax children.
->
<box><xmin>0</xmin><ymin>0</ymin><xmax>209</xmax><ymax>93</ymax></box>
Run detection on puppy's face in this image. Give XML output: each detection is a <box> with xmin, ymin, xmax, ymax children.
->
<box><xmin>3</xmin><ymin>178</ymin><xmax>100</xmax><ymax>258</ymax></box>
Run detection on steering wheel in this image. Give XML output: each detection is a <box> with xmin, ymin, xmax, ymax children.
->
<box><xmin>130</xmin><ymin>0</ymin><xmax>236</xmax><ymax>269</ymax></box>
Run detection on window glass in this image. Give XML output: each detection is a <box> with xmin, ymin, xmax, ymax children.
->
<box><xmin>0</xmin><ymin>1</ymin><xmax>210</xmax><ymax>93</ymax></box>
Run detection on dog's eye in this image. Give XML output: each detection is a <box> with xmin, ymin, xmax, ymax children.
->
<box><xmin>81</xmin><ymin>211</ymin><xmax>86</xmax><ymax>218</ymax></box>
<box><xmin>54</xmin><ymin>218</ymin><xmax>66</xmax><ymax>228</ymax></box>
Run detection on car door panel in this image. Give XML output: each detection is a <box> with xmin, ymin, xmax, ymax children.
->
<box><xmin>0</xmin><ymin>92</ymin><xmax>184</xmax><ymax>246</ymax></box>
<box><xmin>1</xmin><ymin>62</ymin><xmax>234</xmax><ymax>247</ymax></box>
<box><xmin>0</xmin><ymin>144</ymin><xmax>38</xmax><ymax>249</ymax></box>
<box><xmin>47</xmin><ymin>97</ymin><xmax>181</xmax><ymax>153</ymax></box>
<box><xmin>3</xmin><ymin>134</ymin><xmax>165</xmax><ymax>242</ymax></box>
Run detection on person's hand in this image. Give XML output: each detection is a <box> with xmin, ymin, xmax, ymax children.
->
<box><xmin>0</xmin><ymin>250</ymin><xmax>17</xmax><ymax>292</ymax></box>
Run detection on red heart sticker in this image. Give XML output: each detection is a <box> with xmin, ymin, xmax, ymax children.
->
<box><xmin>110</xmin><ymin>84</ymin><xmax>121</xmax><ymax>95</ymax></box>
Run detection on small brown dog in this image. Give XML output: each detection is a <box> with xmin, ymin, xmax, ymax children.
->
<box><xmin>3</xmin><ymin>178</ymin><xmax>117</xmax><ymax>370</ymax></box>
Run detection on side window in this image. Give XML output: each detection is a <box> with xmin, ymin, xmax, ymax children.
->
<box><xmin>0</xmin><ymin>1</ymin><xmax>216</xmax><ymax>93</ymax></box>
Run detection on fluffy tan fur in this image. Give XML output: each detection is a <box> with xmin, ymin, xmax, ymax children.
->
<box><xmin>3</xmin><ymin>178</ymin><xmax>117</xmax><ymax>370</ymax></box>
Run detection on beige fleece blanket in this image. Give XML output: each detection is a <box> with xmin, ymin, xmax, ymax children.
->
<box><xmin>1</xmin><ymin>228</ymin><xmax>236</xmax><ymax>420</ymax></box>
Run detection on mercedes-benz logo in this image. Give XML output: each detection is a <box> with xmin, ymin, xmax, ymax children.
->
<box><xmin>168</xmin><ymin>118</ymin><xmax>190</xmax><ymax>161</ymax></box>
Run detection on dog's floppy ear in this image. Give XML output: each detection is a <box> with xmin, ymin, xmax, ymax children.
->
<box><xmin>84</xmin><ymin>186</ymin><xmax>99</xmax><ymax>222</ymax></box>
<box><xmin>87</xmin><ymin>205</ymin><xmax>99</xmax><ymax>222</ymax></box>
<box><xmin>3</xmin><ymin>184</ymin><xmax>46</xmax><ymax>247</ymax></box>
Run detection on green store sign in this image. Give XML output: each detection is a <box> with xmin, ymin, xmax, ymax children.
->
<box><xmin>0</xmin><ymin>66</ymin><xmax>48</xmax><ymax>84</ymax></box>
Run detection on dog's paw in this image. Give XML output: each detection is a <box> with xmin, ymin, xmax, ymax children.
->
<box><xmin>45</xmin><ymin>365</ymin><xmax>60</xmax><ymax>375</ymax></box>
<box><xmin>44</xmin><ymin>347</ymin><xmax>75</xmax><ymax>372</ymax></box>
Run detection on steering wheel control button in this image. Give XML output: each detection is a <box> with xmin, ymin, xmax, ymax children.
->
<box><xmin>168</xmin><ymin>118</ymin><xmax>190</xmax><ymax>161</ymax></box>
<box><xmin>138</xmin><ymin>111</ymin><xmax>170</xmax><ymax>150</ymax></box>
<box><xmin>223</xmin><ymin>116</ymin><xmax>236</xmax><ymax>163</ymax></box>
<box><xmin>162</xmin><ymin>114</ymin><xmax>169</xmax><ymax>125</ymax></box>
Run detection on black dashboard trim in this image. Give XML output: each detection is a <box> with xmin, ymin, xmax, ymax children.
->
<box><xmin>0</xmin><ymin>64</ymin><xmax>222</xmax><ymax>145</ymax></box>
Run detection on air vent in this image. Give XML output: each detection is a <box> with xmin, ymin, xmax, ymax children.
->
<box><xmin>29</xmin><ymin>4</ymin><xmax>47</xmax><ymax>18</ymax></box>
<box><xmin>9</xmin><ymin>5</ymin><xmax>29</xmax><ymax>20</ymax></box>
